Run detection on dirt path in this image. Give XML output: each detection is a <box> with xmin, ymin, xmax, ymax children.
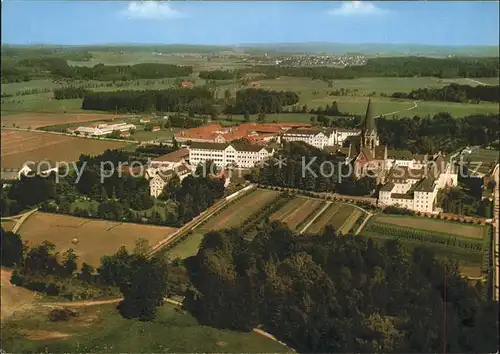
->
<box><xmin>466</xmin><ymin>78</ymin><xmax>493</xmax><ymax>86</ymax></box>
<box><xmin>0</xmin><ymin>268</ymin><xmax>38</xmax><ymax>320</ymax></box>
<box><xmin>41</xmin><ymin>298</ymin><xmax>122</xmax><ymax>308</ymax></box>
<box><xmin>381</xmin><ymin>100</ymin><xmax>418</xmax><ymax>117</ymax></box>
<box><xmin>300</xmin><ymin>202</ymin><xmax>331</xmax><ymax>234</ymax></box>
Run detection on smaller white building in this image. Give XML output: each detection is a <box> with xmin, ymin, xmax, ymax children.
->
<box><xmin>282</xmin><ymin>128</ymin><xmax>360</xmax><ymax>149</ymax></box>
<box><xmin>149</xmin><ymin>163</ymin><xmax>192</xmax><ymax>198</ymax></box>
<box><xmin>71</xmin><ymin>122</ymin><xmax>136</xmax><ymax>137</ymax></box>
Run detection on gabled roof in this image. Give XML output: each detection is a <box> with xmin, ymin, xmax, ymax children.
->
<box><xmin>358</xmin><ymin>147</ymin><xmax>374</xmax><ymax>161</ymax></box>
<box><xmin>387</xmin><ymin>149</ymin><xmax>413</xmax><ymax>160</ymax></box>
<box><xmin>152</xmin><ymin>148</ymin><xmax>189</xmax><ymax>163</ymax></box>
<box><xmin>190</xmin><ymin>142</ymin><xmax>230</xmax><ymax>150</ymax></box>
<box><xmin>413</xmin><ymin>177</ymin><xmax>436</xmax><ymax>192</ymax></box>
<box><xmin>380</xmin><ymin>182</ymin><xmax>395</xmax><ymax>192</ymax></box>
<box><xmin>285</xmin><ymin>128</ymin><xmax>324</xmax><ymax>136</ymax></box>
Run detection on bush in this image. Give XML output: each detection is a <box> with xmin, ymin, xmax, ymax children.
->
<box><xmin>49</xmin><ymin>308</ymin><xmax>78</xmax><ymax>322</ymax></box>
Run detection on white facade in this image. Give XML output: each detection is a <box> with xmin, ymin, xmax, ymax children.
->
<box><xmin>189</xmin><ymin>143</ymin><xmax>274</xmax><ymax>168</ymax></box>
<box><xmin>283</xmin><ymin>128</ymin><xmax>360</xmax><ymax>149</ymax></box>
<box><xmin>378</xmin><ymin>161</ymin><xmax>458</xmax><ymax>213</ymax></box>
<box><xmin>149</xmin><ymin>164</ymin><xmax>191</xmax><ymax>198</ymax></box>
<box><xmin>72</xmin><ymin>123</ymin><xmax>136</xmax><ymax>137</ymax></box>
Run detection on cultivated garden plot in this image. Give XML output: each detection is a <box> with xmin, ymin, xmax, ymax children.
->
<box><xmin>18</xmin><ymin>212</ymin><xmax>178</xmax><ymax>267</ymax></box>
<box><xmin>269</xmin><ymin>197</ymin><xmax>324</xmax><ymax>230</ymax></box>
<box><xmin>304</xmin><ymin>203</ymin><xmax>367</xmax><ymax>235</ymax></box>
<box><xmin>197</xmin><ymin>189</ymin><xmax>280</xmax><ymax>231</ymax></box>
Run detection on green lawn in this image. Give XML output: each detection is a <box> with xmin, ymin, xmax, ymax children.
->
<box><xmin>1</xmin><ymin>302</ymin><xmax>289</xmax><ymax>353</ymax></box>
<box><xmin>166</xmin><ymin>231</ymin><xmax>205</xmax><ymax>260</ymax></box>
<box><xmin>133</xmin><ymin>128</ymin><xmax>181</xmax><ymax>142</ymax></box>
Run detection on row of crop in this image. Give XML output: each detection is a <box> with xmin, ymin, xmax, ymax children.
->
<box><xmin>364</xmin><ymin>223</ymin><xmax>483</xmax><ymax>253</ymax></box>
<box><xmin>240</xmin><ymin>193</ymin><xmax>293</xmax><ymax>234</ymax></box>
<box><xmin>295</xmin><ymin>201</ymin><xmax>328</xmax><ymax>233</ymax></box>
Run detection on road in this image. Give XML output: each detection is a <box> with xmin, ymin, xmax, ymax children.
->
<box><xmin>466</xmin><ymin>78</ymin><xmax>494</xmax><ymax>86</ymax></box>
<box><xmin>492</xmin><ymin>164</ymin><xmax>499</xmax><ymax>301</ymax></box>
<box><xmin>381</xmin><ymin>101</ymin><xmax>418</xmax><ymax>118</ymax></box>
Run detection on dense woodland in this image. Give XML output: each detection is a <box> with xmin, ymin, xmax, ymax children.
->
<box><xmin>392</xmin><ymin>84</ymin><xmax>500</xmax><ymax>103</ymax></box>
<box><xmin>81</xmin><ymin>87</ymin><xmax>214</xmax><ymax>113</ymax></box>
<box><xmin>53</xmin><ymin>86</ymin><xmax>91</xmax><ymax>100</ymax></box>
<box><xmin>184</xmin><ymin>223</ymin><xmax>498</xmax><ymax>353</ymax></box>
<box><xmin>224</xmin><ymin>88</ymin><xmax>300</xmax><ymax>114</ymax></box>
<box><xmin>375</xmin><ymin>113</ymin><xmax>499</xmax><ymax>154</ymax></box>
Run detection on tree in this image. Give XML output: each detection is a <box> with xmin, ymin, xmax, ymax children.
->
<box><xmin>79</xmin><ymin>262</ymin><xmax>95</xmax><ymax>283</ymax></box>
<box><xmin>257</xmin><ymin>112</ymin><xmax>266</xmax><ymax>122</ymax></box>
<box><xmin>0</xmin><ymin>227</ymin><xmax>24</xmax><ymax>267</ymax></box>
<box><xmin>62</xmin><ymin>248</ymin><xmax>78</xmax><ymax>277</ymax></box>
<box><xmin>243</xmin><ymin>111</ymin><xmax>250</xmax><ymax>122</ymax></box>
<box><xmin>133</xmin><ymin>238</ymin><xmax>151</xmax><ymax>256</ymax></box>
<box><xmin>117</xmin><ymin>256</ymin><xmax>170</xmax><ymax>321</ymax></box>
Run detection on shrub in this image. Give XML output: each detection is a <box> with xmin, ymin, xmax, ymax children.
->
<box><xmin>49</xmin><ymin>308</ymin><xmax>78</xmax><ymax>322</ymax></box>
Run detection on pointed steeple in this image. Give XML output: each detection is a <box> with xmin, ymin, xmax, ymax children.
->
<box><xmin>362</xmin><ymin>98</ymin><xmax>377</xmax><ymax>135</ymax></box>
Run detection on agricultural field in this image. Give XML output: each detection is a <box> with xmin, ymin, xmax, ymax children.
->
<box><xmin>269</xmin><ymin>196</ymin><xmax>324</xmax><ymax>230</ymax></box>
<box><xmin>132</xmin><ymin>127</ymin><xmax>181</xmax><ymax>142</ymax></box>
<box><xmin>0</xmin><ymin>112</ymin><xmax>122</xmax><ymax>129</ymax></box>
<box><xmin>199</xmin><ymin>189</ymin><xmax>280</xmax><ymax>231</ymax></box>
<box><xmin>462</xmin><ymin>147</ymin><xmax>499</xmax><ymax>175</ymax></box>
<box><xmin>304</xmin><ymin>202</ymin><xmax>367</xmax><ymax>235</ymax></box>
<box><xmin>1</xmin><ymin>220</ymin><xmax>16</xmax><ymax>232</ymax></box>
<box><xmin>0</xmin><ymin>130</ymin><xmax>129</xmax><ymax>168</ymax></box>
<box><xmin>1</xmin><ymin>301</ymin><xmax>288</xmax><ymax>353</ymax></box>
<box><xmin>167</xmin><ymin>189</ymin><xmax>280</xmax><ymax>259</ymax></box>
<box><xmin>18</xmin><ymin>212</ymin><xmax>178</xmax><ymax>267</ymax></box>
<box><xmin>370</xmin><ymin>214</ymin><xmax>488</xmax><ymax>239</ymax></box>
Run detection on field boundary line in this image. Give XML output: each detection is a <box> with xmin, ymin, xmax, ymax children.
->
<box><xmin>11</xmin><ymin>208</ymin><xmax>38</xmax><ymax>234</ymax></box>
<box><xmin>299</xmin><ymin>202</ymin><xmax>331</xmax><ymax>234</ymax></box>
<box><xmin>355</xmin><ymin>213</ymin><xmax>374</xmax><ymax>236</ymax></box>
<box><xmin>338</xmin><ymin>209</ymin><xmax>363</xmax><ymax>235</ymax></box>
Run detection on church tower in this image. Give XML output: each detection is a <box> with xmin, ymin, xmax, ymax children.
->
<box><xmin>360</xmin><ymin>99</ymin><xmax>379</xmax><ymax>150</ymax></box>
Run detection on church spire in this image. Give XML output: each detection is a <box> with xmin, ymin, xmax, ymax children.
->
<box><xmin>362</xmin><ymin>98</ymin><xmax>377</xmax><ymax>135</ymax></box>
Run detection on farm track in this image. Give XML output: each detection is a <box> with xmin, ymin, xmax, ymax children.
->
<box><xmin>380</xmin><ymin>100</ymin><xmax>418</xmax><ymax>117</ymax></box>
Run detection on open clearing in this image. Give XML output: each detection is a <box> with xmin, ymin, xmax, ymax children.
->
<box><xmin>1</xmin><ymin>268</ymin><xmax>38</xmax><ymax>321</ymax></box>
<box><xmin>371</xmin><ymin>214</ymin><xmax>488</xmax><ymax>239</ymax></box>
<box><xmin>1</xmin><ymin>300</ymin><xmax>288</xmax><ymax>353</ymax></box>
<box><xmin>199</xmin><ymin>189</ymin><xmax>280</xmax><ymax>231</ymax></box>
<box><xmin>305</xmin><ymin>203</ymin><xmax>365</xmax><ymax>235</ymax></box>
<box><xmin>270</xmin><ymin>197</ymin><xmax>323</xmax><ymax>230</ymax></box>
<box><xmin>0</xmin><ymin>112</ymin><xmax>122</xmax><ymax>129</ymax></box>
<box><xmin>18</xmin><ymin>212</ymin><xmax>178</xmax><ymax>267</ymax></box>
<box><xmin>0</xmin><ymin>130</ymin><xmax>129</xmax><ymax>168</ymax></box>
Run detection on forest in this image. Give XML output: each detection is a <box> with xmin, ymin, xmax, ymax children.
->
<box><xmin>374</xmin><ymin>113</ymin><xmax>499</xmax><ymax>153</ymax></box>
<box><xmin>53</xmin><ymin>86</ymin><xmax>91</xmax><ymax>100</ymax></box>
<box><xmin>392</xmin><ymin>83</ymin><xmax>500</xmax><ymax>103</ymax></box>
<box><xmin>184</xmin><ymin>222</ymin><xmax>498</xmax><ymax>353</ymax></box>
<box><xmin>81</xmin><ymin>87</ymin><xmax>214</xmax><ymax>113</ymax></box>
<box><xmin>224</xmin><ymin>88</ymin><xmax>300</xmax><ymax>114</ymax></box>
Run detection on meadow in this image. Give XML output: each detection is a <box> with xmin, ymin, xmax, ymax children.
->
<box><xmin>2</xmin><ymin>76</ymin><xmax>498</xmax><ymax>119</ymax></box>
<box><xmin>463</xmin><ymin>147</ymin><xmax>499</xmax><ymax>175</ymax></box>
<box><xmin>1</xmin><ymin>301</ymin><xmax>288</xmax><ymax>353</ymax></box>
<box><xmin>18</xmin><ymin>212</ymin><xmax>178</xmax><ymax>267</ymax></box>
<box><xmin>0</xmin><ymin>130</ymin><xmax>129</xmax><ymax>168</ymax></box>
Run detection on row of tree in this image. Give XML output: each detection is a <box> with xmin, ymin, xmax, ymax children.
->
<box><xmin>53</xmin><ymin>86</ymin><xmax>91</xmax><ymax>100</ymax></box>
<box><xmin>392</xmin><ymin>83</ymin><xmax>500</xmax><ymax>103</ymax></box>
<box><xmin>198</xmin><ymin>70</ymin><xmax>238</xmax><ymax>80</ymax></box>
<box><xmin>184</xmin><ymin>222</ymin><xmax>498</xmax><ymax>352</ymax></box>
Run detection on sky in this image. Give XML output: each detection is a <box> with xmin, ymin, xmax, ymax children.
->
<box><xmin>1</xmin><ymin>1</ymin><xmax>499</xmax><ymax>46</ymax></box>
